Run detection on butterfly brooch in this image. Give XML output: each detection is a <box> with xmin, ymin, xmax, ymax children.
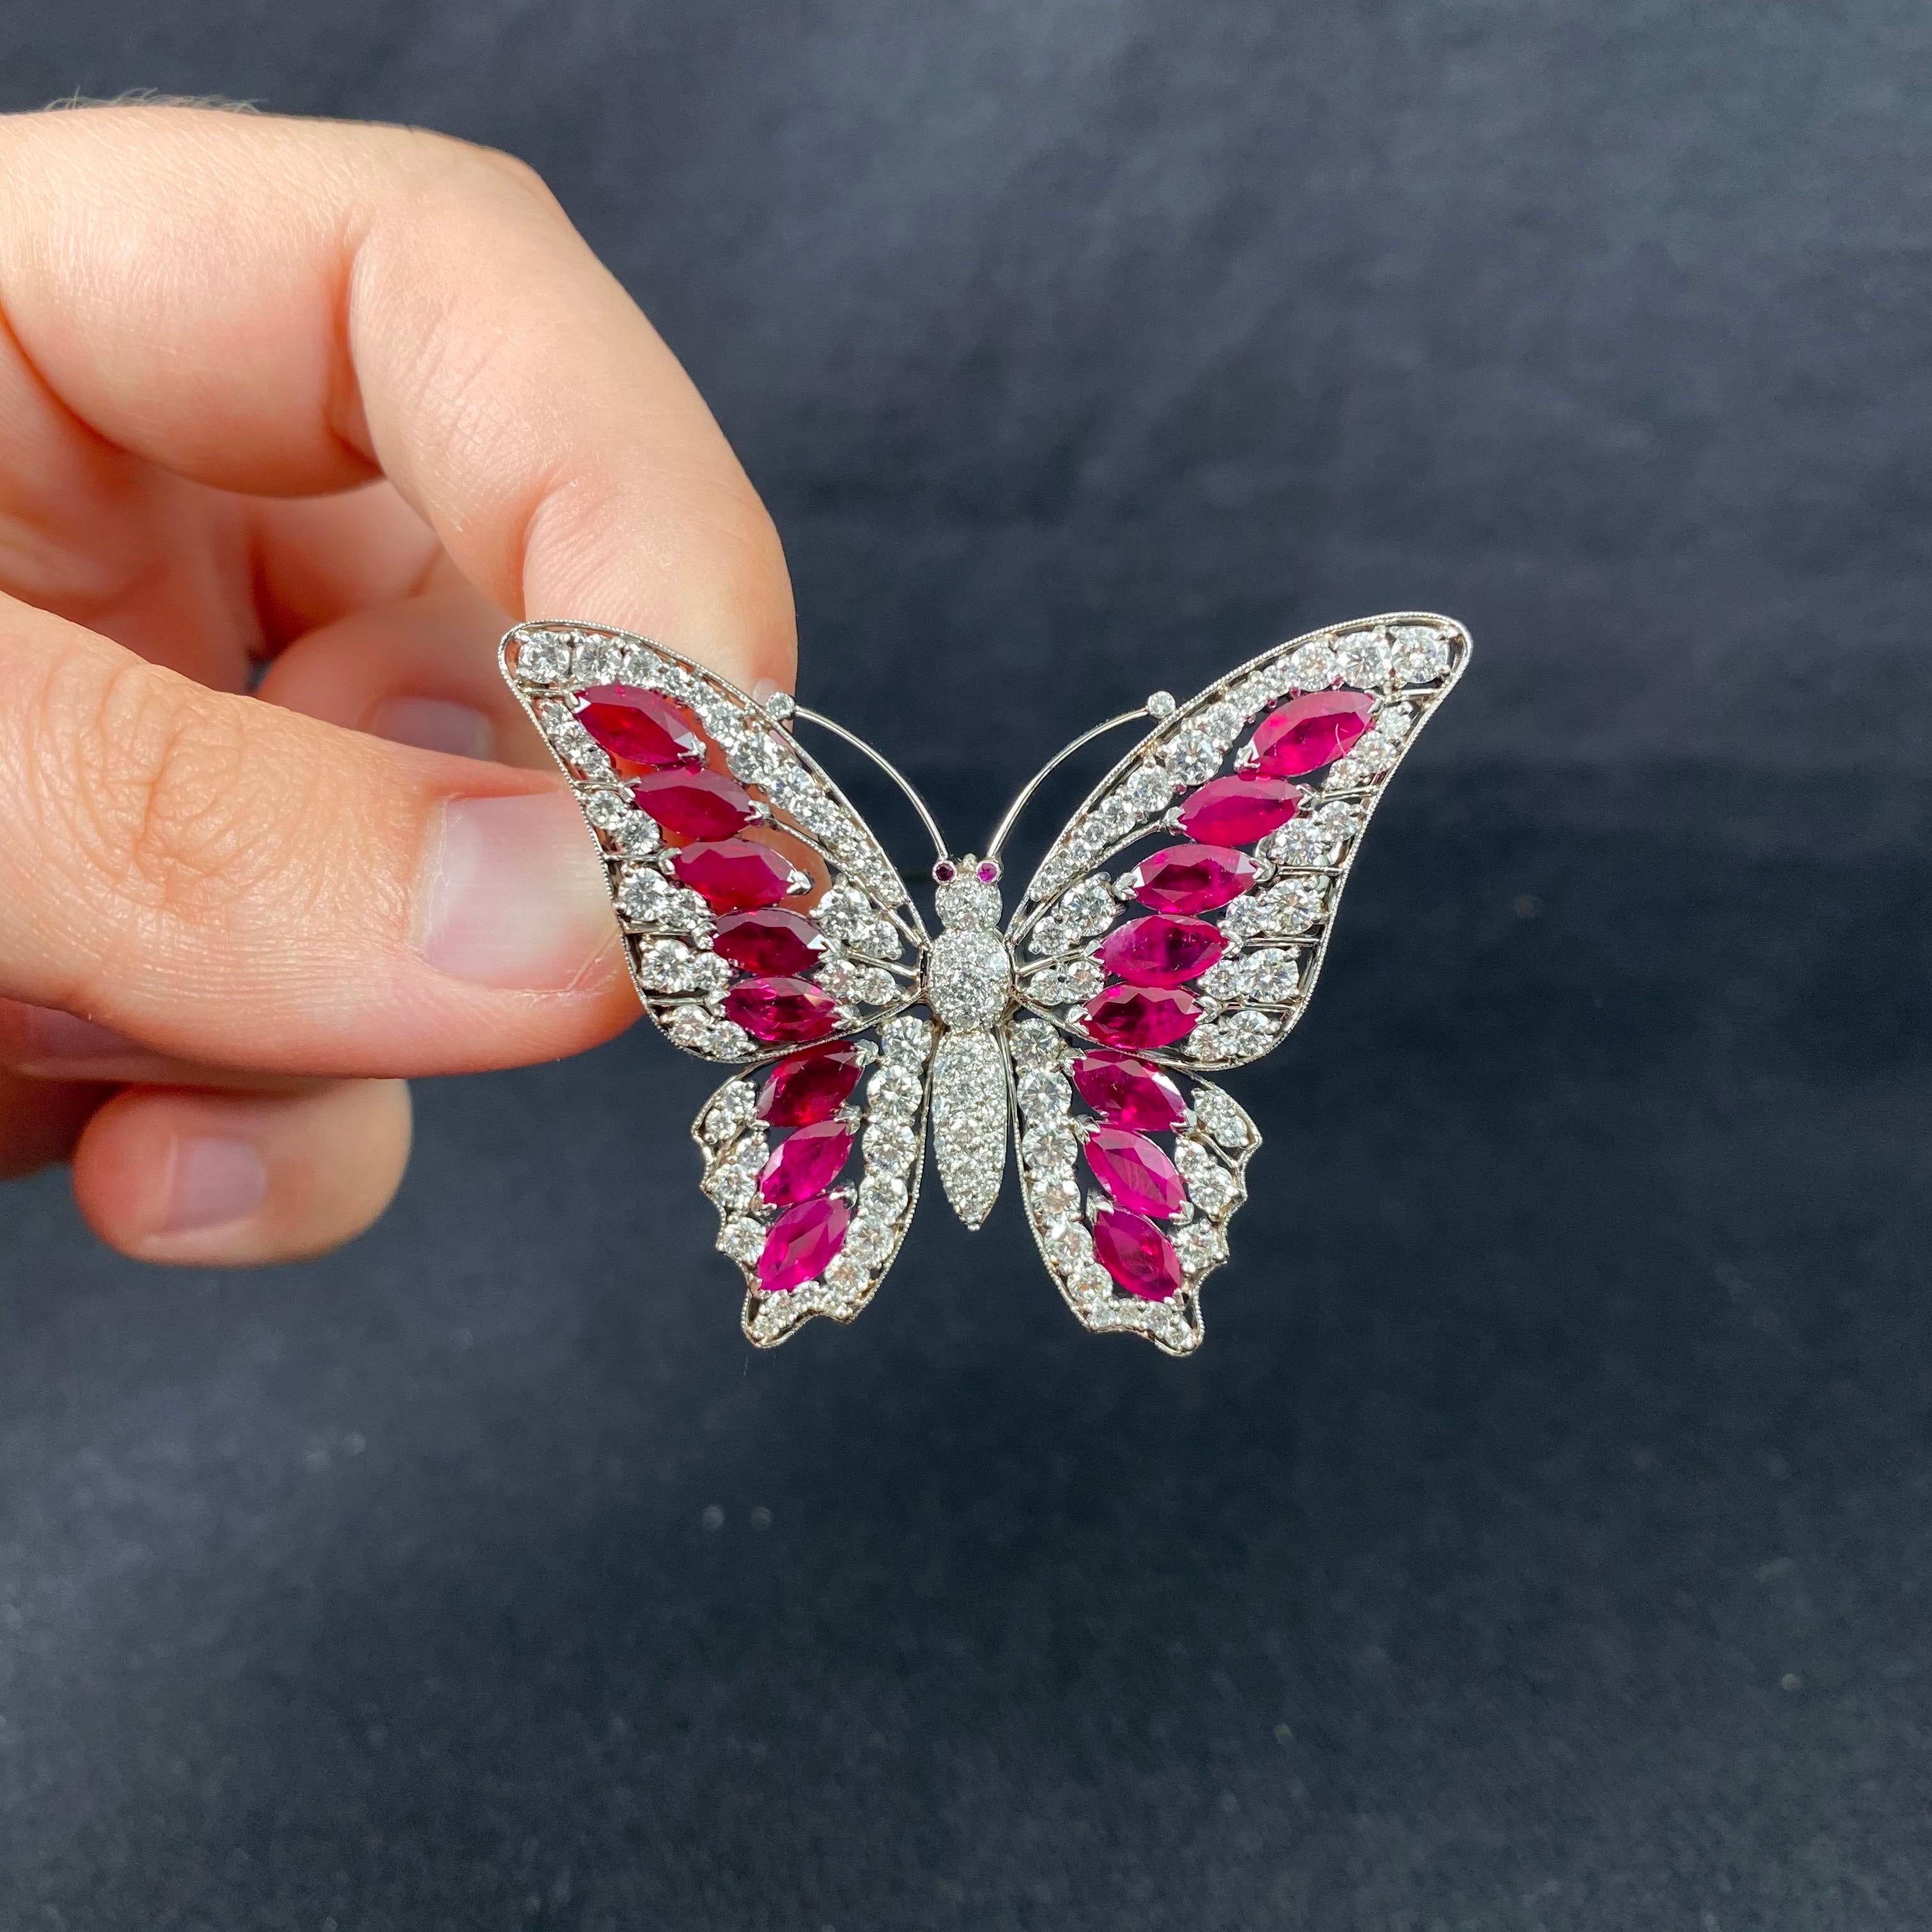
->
<box><xmin>500</xmin><ymin>613</ymin><xmax>1469</xmax><ymax>1354</ymax></box>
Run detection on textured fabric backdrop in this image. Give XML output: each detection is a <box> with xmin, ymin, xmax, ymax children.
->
<box><xmin>2</xmin><ymin>4</ymin><xmax>1929</xmax><ymax>1928</ymax></box>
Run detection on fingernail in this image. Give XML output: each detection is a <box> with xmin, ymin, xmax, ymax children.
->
<box><xmin>158</xmin><ymin>1135</ymin><xmax>267</xmax><ymax>1236</ymax></box>
<box><xmin>420</xmin><ymin>790</ymin><xmax>617</xmax><ymax>990</ymax></box>
<box><xmin>369</xmin><ymin>696</ymin><xmax>495</xmax><ymax>760</ymax></box>
<box><xmin>13</xmin><ymin>1005</ymin><xmax>138</xmax><ymax>1062</ymax></box>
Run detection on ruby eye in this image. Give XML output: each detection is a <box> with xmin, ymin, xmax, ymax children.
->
<box><xmin>932</xmin><ymin>859</ymin><xmax>956</xmax><ymax>884</ymax></box>
<box><xmin>976</xmin><ymin>860</ymin><xmax>1001</xmax><ymax>884</ymax></box>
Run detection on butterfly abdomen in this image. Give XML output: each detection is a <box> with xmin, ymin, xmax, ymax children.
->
<box><xmin>928</xmin><ymin>1029</ymin><xmax>1008</xmax><ymax>1229</ymax></box>
<box><xmin>925</xmin><ymin>857</ymin><xmax>1015</xmax><ymax>1227</ymax></box>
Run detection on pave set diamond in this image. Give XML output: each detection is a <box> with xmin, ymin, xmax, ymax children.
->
<box><xmin>1012</xmin><ymin>617</ymin><xmax>1465</xmax><ymax>1071</ymax></box>
<box><xmin>506</xmin><ymin>625</ymin><xmax>920</xmax><ymax>1063</ymax></box>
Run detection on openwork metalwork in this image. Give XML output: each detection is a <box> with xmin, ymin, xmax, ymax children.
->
<box><xmin>499</xmin><ymin>612</ymin><xmax>1471</xmax><ymax>1354</ymax></box>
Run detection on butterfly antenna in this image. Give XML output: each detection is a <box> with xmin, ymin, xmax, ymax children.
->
<box><xmin>791</xmin><ymin>705</ymin><xmax>951</xmax><ymax>867</ymax></box>
<box><xmin>983</xmin><ymin>696</ymin><xmax>1170</xmax><ymax>865</ymax></box>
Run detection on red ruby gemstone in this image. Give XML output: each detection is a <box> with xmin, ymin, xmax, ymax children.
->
<box><xmin>755</xmin><ymin>1194</ymin><xmax>850</xmax><ymax>1293</ymax></box>
<box><xmin>1246</xmin><ymin>689</ymin><xmax>1375</xmax><ymax>777</ymax></box>
<box><xmin>1175</xmin><ymin>774</ymin><xmax>1304</xmax><ymax>846</ymax></box>
<box><xmin>756</xmin><ymin>1120</ymin><xmax>855</xmax><ymax>1206</ymax></box>
<box><xmin>630</xmin><ymin>769</ymin><xmax>758</xmax><ymax>839</ymax></box>
<box><xmin>756</xmin><ymin>1043</ymin><xmax>863</xmax><ymax>1126</ymax></box>
<box><xmin>1083</xmin><ymin>1126</ymin><xmax>1185</xmax><ymax>1219</ymax></box>
<box><xmin>1095</xmin><ymin>914</ymin><xmax>1226</xmax><ymax>988</ymax></box>
<box><xmin>1078</xmin><ymin>984</ymin><xmax>1201</xmax><ymax>1050</ymax></box>
<box><xmin>1070</xmin><ymin>1050</ymin><xmax>1186</xmax><ymax>1132</ymax></box>
<box><xmin>670</xmin><ymin>838</ymin><xmax>799</xmax><ymax>912</ymax></box>
<box><xmin>1128</xmin><ymin>844</ymin><xmax>1257</xmax><ymax>915</ymax></box>
<box><xmin>722</xmin><ymin>976</ymin><xmax>844</xmax><ymax>1044</ymax></box>
<box><xmin>1091</xmin><ymin>1206</ymin><xmax>1184</xmax><ymax>1301</ymax></box>
<box><xmin>573</xmin><ymin>685</ymin><xmax>705</xmax><ymax>769</ymax></box>
<box><xmin>712</xmin><ymin>908</ymin><xmax>825</xmax><ymax>977</ymax></box>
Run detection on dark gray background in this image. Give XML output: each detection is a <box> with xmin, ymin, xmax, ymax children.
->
<box><xmin>3</xmin><ymin>4</ymin><xmax>1929</xmax><ymax>1928</ymax></box>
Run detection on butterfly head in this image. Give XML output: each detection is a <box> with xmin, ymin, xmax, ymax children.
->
<box><xmin>932</xmin><ymin>854</ymin><xmax>1002</xmax><ymax>932</ymax></box>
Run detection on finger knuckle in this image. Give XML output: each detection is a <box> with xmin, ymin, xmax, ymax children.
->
<box><xmin>54</xmin><ymin>657</ymin><xmax>284</xmax><ymax>926</ymax></box>
<box><xmin>383</xmin><ymin>125</ymin><xmax>559</xmax><ymax>217</ymax></box>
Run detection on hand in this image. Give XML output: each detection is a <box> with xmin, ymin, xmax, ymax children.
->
<box><xmin>0</xmin><ymin>105</ymin><xmax>794</xmax><ymax>1264</ymax></box>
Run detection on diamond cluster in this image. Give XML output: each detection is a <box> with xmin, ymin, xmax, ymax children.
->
<box><xmin>695</xmin><ymin>1015</ymin><xmax>934</xmax><ymax>1347</ymax></box>
<box><xmin>1011</xmin><ymin>615</ymin><xmax>1466</xmax><ymax>1071</ymax></box>
<box><xmin>503</xmin><ymin>624</ymin><xmax>921</xmax><ymax>1063</ymax></box>
<box><xmin>1008</xmin><ymin>1015</ymin><xmax>1259</xmax><ymax>1355</ymax></box>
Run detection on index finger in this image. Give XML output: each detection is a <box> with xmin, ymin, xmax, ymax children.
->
<box><xmin>0</xmin><ymin>104</ymin><xmax>794</xmax><ymax>696</ymax></box>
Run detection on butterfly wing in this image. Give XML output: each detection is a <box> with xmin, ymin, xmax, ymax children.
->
<box><xmin>1009</xmin><ymin>1012</ymin><xmax>1257</xmax><ymax>1356</ymax></box>
<box><xmin>1002</xmin><ymin>612</ymin><xmax>1469</xmax><ymax>1350</ymax></box>
<box><xmin>693</xmin><ymin>1012</ymin><xmax>935</xmax><ymax>1346</ymax></box>
<box><xmin>1009</xmin><ymin>613</ymin><xmax>1468</xmax><ymax>1068</ymax></box>
<box><xmin>500</xmin><ymin>622</ymin><xmax>924</xmax><ymax>1064</ymax></box>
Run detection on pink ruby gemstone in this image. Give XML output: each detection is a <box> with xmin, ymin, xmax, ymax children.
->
<box><xmin>1083</xmin><ymin>1126</ymin><xmax>1185</xmax><ymax>1219</ymax></box>
<box><xmin>574</xmin><ymin>685</ymin><xmax>705</xmax><ymax>769</ymax></box>
<box><xmin>630</xmin><ymin>769</ymin><xmax>758</xmax><ymax>839</ymax></box>
<box><xmin>670</xmin><ymin>838</ymin><xmax>799</xmax><ymax>912</ymax></box>
<box><xmin>712</xmin><ymin>908</ymin><xmax>825</xmax><ymax>977</ymax></box>
<box><xmin>1095</xmin><ymin>914</ymin><xmax>1226</xmax><ymax>988</ymax></box>
<box><xmin>1129</xmin><ymin>844</ymin><xmax>1257</xmax><ymax>915</ymax></box>
<box><xmin>1246</xmin><ymin>689</ymin><xmax>1375</xmax><ymax>777</ymax></box>
<box><xmin>756</xmin><ymin>1043</ymin><xmax>863</xmax><ymax>1126</ymax></box>
<box><xmin>1078</xmin><ymin>984</ymin><xmax>1201</xmax><ymax>1050</ymax></box>
<box><xmin>1091</xmin><ymin>1206</ymin><xmax>1184</xmax><ymax>1301</ymax></box>
<box><xmin>756</xmin><ymin>1195</ymin><xmax>850</xmax><ymax>1294</ymax></box>
<box><xmin>1175</xmin><ymin>774</ymin><xmax>1304</xmax><ymax>847</ymax></box>
<box><xmin>756</xmin><ymin>1120</ymin><xmax>855</xmax><ymax>1207</ymax></box>
<box><xmin>1070</xmin><ymin>1050</ymin><xmax>1186</xmax><ymax>1132</ymax></box>
<box><xmin>722</xmin><ymin>976</ymin><xmax>843</xmax><ymax>1045</ymax></box>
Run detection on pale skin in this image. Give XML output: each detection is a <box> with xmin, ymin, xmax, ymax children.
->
<box><xmin>0</xmin><ymin>105</ymin><xmax>796</xmax><ymax>1264</ymax></box>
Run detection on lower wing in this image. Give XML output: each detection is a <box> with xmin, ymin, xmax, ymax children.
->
<box><xmin>693</xmin><ymin>1013</ymin><xmax>935</xmax><ymax>1346</ymax></box>
<box><xmin>1010</xmin><ymin>1012</ymin><xmax>1259</xmax><ymax>1356</ymax></box>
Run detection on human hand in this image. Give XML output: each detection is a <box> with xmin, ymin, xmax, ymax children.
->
<box><xmin>0</xmin><ymin>105</ymin><xmax>793</xmax><ymax>1264</ymax></box>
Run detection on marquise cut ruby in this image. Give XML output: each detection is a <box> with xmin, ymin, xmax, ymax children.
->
<box><xmin>1245</xmin><ymin>689</ymin><xmax>1374</xmax><ymax>776</ymax></box>
<box><xmin>1127</xmin><ymin>845</ymin><xmax>1257</xmax><ymax>915</ymax></box>
<box><xmin>1095</xmin><ymin>914</ymin><xmax>1226</xmax><ymax>988</ymax></box>
<box><xmin>1083</xmin><ymin>1126</ymin><xmax>1185</xmax><ymax>1219</ymax></box>
<box><xmin>670</xmin><ymin>838</ymin><xmax>799</xmax><ymax>912</ymax></box>
<box><xmin>1070</xmin><ymin>1050</ymin><xmax>1186</xmax><ymax>1131</ymax></box>
<box><xmin>1091</xmin><ymin>1206</ymin><xmax>1183</xmax><ymax>1301</ymax></box>
<box><xmin>722</xmin><ymin>976</ymin><xmax>843</xmax><ymax>1044</ymax></box>
<box><xmin>712</xmin><ymin>908</ymin><xmax>825</xmax><ymax>976</ymax></box>
<box><xmin>756</xmin><ymin>1120</ymin><xmax>855</xmax><ymax>1206</ymax></box>
<box><xmin>756</xmin><ymin>1043</ymin><xmax>863</xmax><ymax>1126</ymax></box>
<box><xmin>574</xmin><ymin>685</ymin><xmax>705</xmax><ymax>769</ymax></box>
<box><xmin>1078</xmin><ymin>984</ymin><xmax>1201</xmax><ymax>1050</ymax></box>
<box><xmin>755</xmin><ymin>1195</ymin><xmax>850</xmax><ymax>1293</ymax></box>
<box><xmin>1175</xmin><ymin>774</ymin><xmax>1304</xmax><ymax>846</ymax></box>
<box><xmin>630</xmin><ymin>769</ymin><xmax>758</xmax><ymax>839</ymax></box>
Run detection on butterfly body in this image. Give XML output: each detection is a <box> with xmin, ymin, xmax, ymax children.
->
<box><xmin>922</xmin><ymin>864</ymin><xmax>1017</xmax><ymax>1227</ymax></box>
<box><xmin>500</xmin><ymin>611</ymin><xmax>1471</xmax><ymax>1353</ymax></box>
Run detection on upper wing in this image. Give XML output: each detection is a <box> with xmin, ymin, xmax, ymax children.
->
<box><xmin>501</xmin><ymin>623</ymin><xmax>924</xmax><ymax>1064</ymax></box>
<box><xmin>1007</xmin><ymin>613</ymin><xmax>1469</xmax><ymax>1071</ymax></box>
<box><xmin>693</xmin><ymin>1012</ymin><xmax>935</xmax><ymax>1347</ymax></box>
